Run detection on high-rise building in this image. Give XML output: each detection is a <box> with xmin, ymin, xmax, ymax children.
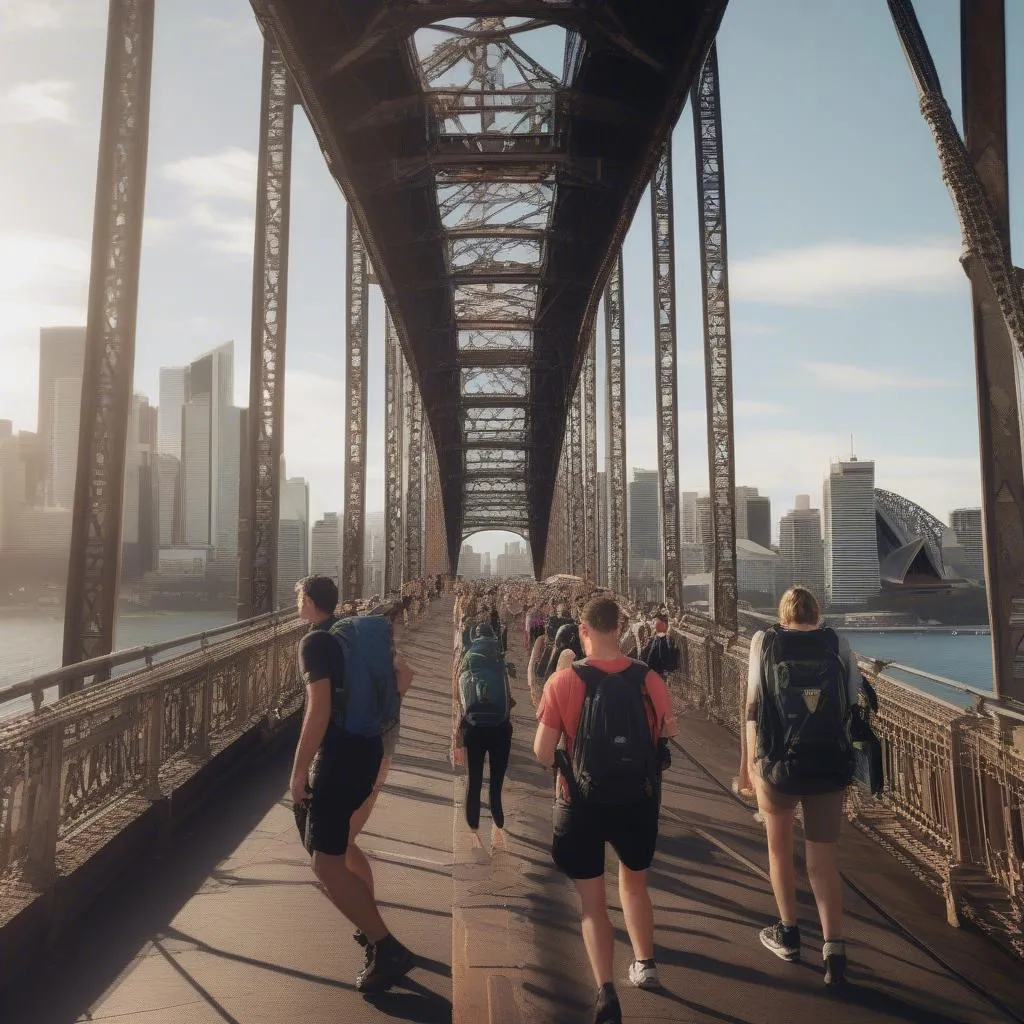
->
<box><xmin>459</xmin><ymin>543</ymin><xmax>483</xmax><ymax>579</ymax></box>
<box><xmin>628</xmin><ymin>469</ymin><xmax>660</xmax><ymax>564</ymax></box>
<box><xmin>696</xmin><ymin>494</ymin><xmax>713</xmax><ymax>571</ymax></box>
<box><xmin>311</xmin><ymin>512</ymin><xmax>341</xmax><ymax>578</ymax></box>
<box><xmin>737</xmin><ymin>539</ymin><xmax>779</xmax><ymax>605</ymax></box>
<box><xmin>779</xmin><ymin>495</ymin><xmax>825</xmax><ymax>605</ymax></box>
<box><xmin>277</xmin><ymin>473</ymin><xmax>310</xmax><ymax>605</ymax></box>
<box><xmin>481</xmin><ymin>552</ymin><xmax>492</xmax><ymax>577</ymax></box>
<box><xmin>38</xmin><ymin>327</ymin><xmax>85</xmax><ymax>506</ymax></box>
<box><xmin>122</xmin><ymin>393</ymin><xmax>160</xmax><ymax>580</ymax></box>
<box><xmin>823</xmin><ymin>457</ymin><xmax>880</xmax><ymax>608</ymax></box>
<box><xmin>681</xmin><ymin>491</ymin><xmax>698</xmax><ymax>545</ymax></box>
<box><xmin>156</xmin><ymin>455</ymin><xmax>181</xmax><ymax>546</ymax></box>
<box><xmin>949</xmin><ymin>508</ymin><xmax>984</xmax><ymax>582</ymax></box>
<box><xmin>158</xmin><ymin>365</ymin><xmax>189</xmax><ymax>458</ymax></box>
<box><xmin>496</xmin><ymin>540</ymin><xmax>532</xmax><ymax>577</ymax></box>
<box><xmin>745</xmin><ymin>495</ymin><xmax>772</xmax><ymax>550</ymax></box>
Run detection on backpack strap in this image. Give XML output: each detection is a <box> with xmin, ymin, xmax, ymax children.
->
<box><xmin>571</xmin><ymin>660</ymin><xmax>660</xmax><ymax>735</ymax></box>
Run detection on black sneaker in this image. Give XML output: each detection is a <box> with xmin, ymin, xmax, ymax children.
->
<box><xmin>593</xmin><ymin>983</ymin><xmax>622</xmax><ymax>1024</ymax></box>
<box><xmin>356</xmin><ymin>934</ymin><xmax>415</xmax><ymax>994</ymax></box>
<box><xmin>353</xmin><ymin>929</ymin><xmax>368</xmax><ymax>948</ymax></box>
<box><xmin>759</xmin><ymin>921</ymin><xmax>801</xmax><ymax>962</ymax></box>
<box><xmin>823</xmin><ymin>940</ymin><xmax>847</xmax><ymax>986</ymax></box>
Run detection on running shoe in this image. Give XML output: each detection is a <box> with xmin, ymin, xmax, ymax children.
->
<box><xmin>823</xmin><ymin>940</ymin><xmax>847</xmax><ymax>987</ymax></box>
<box><xmin>759</xmin><ymin>921</ymin><xmax>801</xmax><ymax>962</ymax></box>
<box><xmin>593</xmin><ymin>983</ymin><xmax>622</xmax><ymax>1024</ymax></box>
<box><xmin>356</xmin><ymin>934</ymin><xmax>415</xmax><ymax>994</ymax></box>
<box><xmin>627</xmin><ymin>959</ymin><xmax>661</xmax><ymax>989</ymax></box>
<box><xmin>353</xmin><ymin>929</ymin><xmax>368</xmax><ymax>948</ymax></box>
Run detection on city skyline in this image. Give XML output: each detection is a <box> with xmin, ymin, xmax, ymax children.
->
<box><xmin>1</xmin><ymin>2</ymin><xmax>1017</xmax><ymax>564</ymax></box>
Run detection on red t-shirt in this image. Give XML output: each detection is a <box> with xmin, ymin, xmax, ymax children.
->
<box><xmin>536</xmin><ymin>656</ymin><xmax>676</xmax><ymax>800</ymax></box>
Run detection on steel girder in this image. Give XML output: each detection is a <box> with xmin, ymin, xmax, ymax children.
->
<box><xmin>252</xmin><ymin>1</ymin><xmax>728</xmax><ymax>570</ymax></box>
<box><xmin>341</xmin><ymin>210</ymin><xmax>369</xmax><ymax>602</ymax></box>
<box><xmin>239</xmin><ymin>37</ymin><xmax>294</xmax><ymax>620</ymax></box>
<box><xmin>63</xmin><ymin>0</ymin><xmax>154</xmax><ymax>675</ymax></box>
<box><xmin>568</xmin><ymin>378</ymin><xmax>585</xmax><ymax>575</ymax></box>
<box><xmin>692</xmin><ymin>44</ymin><xmax>737</xmax><ymax>630</ymax></box>
<box><xmin>583</xmin><ymin>331</ymin><xmax>598</xmax><ymax>581</ymax></box>
<box><xmin>650</xmin><ymin>140</ymin><xmax>684</xmax><ymax>611</ymax></box>
<box><xmin>405</xmin><ymin>371</ymin><xmax>424</xmax><ymax>582</ymax></box>
<box><xmin>604</xmin><ymin>251</ymin><xmax>628</xmax><ymax>596</ymax></box>
<box><xmin>384</xmin><ymin>311</ymin><xmax>404</xmax><ymax>593</ymax></box>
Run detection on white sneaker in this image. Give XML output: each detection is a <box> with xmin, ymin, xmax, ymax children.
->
<box><xmin>627</xmin><ymin>959</ymin><xmax>660</xmax><ymax>989</ymax></box>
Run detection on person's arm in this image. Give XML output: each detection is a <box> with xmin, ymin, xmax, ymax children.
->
<box><xmin>527</xmin><ymin>635</ymin><xmax>546</xmax><ymax>705</ymax></box>
<box><xmin>394</xmin><ymin>651</ymin><xmax>414</xmax><ymax>698</ymax></box>
<box><xmin>739</xmin><ymin>632</ymin><xmax>763</xmax><ymax>794</ymax></box>
<box><xmin>533</xmin><ymin>722</ymin><xmax>560</xmax><ymax>768</ymax></box>
<box><xmin>290</xmin><ymin>634</ymin><xmax>333</xmax><ymax>804</ymax></box>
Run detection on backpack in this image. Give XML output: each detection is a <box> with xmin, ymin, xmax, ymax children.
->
<box><xmin>756</xmin><ymin>625</ymin><xmax>854</xmax><ymax>795</ymax></box>
<box><xmin>325</xmin><ymin>616</ymin><xmax>401</xmax><ymax>737</ymax></box>
<box><xmin>458</xmin><ymin>635</ymin><xmax>510</xmax><ymax>728</ymax></box>
<box><xmin>567</xmin><ymin>661</ymin><xmax>659</xmax><ymax>805</ymax></box>
<box><xmin>641</xmin><ymin>633</ymin><xmax>680</xmax><ymax>675</ymax></box>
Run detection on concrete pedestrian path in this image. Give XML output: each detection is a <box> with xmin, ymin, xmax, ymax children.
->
<box><xmin>3</xmin><ymin>596</ymin><xmax>1022</xmax><ymax>1024</ymax></box>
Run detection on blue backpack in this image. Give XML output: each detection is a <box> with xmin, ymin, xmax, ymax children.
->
<box><xmin>325</xmin><ymin>616</ymin><xmax>400</xmax><ymax>737</ymax></box>
<box><xmin>458</xmin><ymin>635</ymin><xmax>510</xmax><ymax>728</ymax></box>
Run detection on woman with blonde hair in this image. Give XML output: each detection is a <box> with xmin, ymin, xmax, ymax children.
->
<box><xmin>740</xmin><ymin>586</ymin><xmax>860</xmax><ymax>987</ymax></box>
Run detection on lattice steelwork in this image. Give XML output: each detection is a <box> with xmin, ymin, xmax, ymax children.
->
<box><xmin>63</xmin><ymin>0</ymin><xmax>154</xmax><ymax>672</ymax></box>
<box><xmin>405</xmin><ymin>371</ymin><xmax>424</xmax><ymax>583</ymax></box>
<box><xmin>692</xmin><ymin>44</ymin><xmax>737</xmax><ymax>629</ymax></box>
<box><xmin>568</xmin><ymin>379</ymin><xmax>585</xmax><ymax>575</ymax></box>
<box><xmin>650</xmin><ymin>140</ymin><xmax>684</xmax><ymax>610</ymax></box>
<box><xmin>583</xmin><ymin>333</ymin><xmax>598</xmax><ymax>581</ymax></box>
<box><xmin>604</xmin><ymin>251</ymin><xmax>628</xmax><ymax>596</ymax></box>
<box><xmin>384</xmin><ymin>311</ymin><xmax>404</xmax><ymax>593</ymax></box>
<box><xmin>341</xmin><ymin>209</ymin><xmax>369</xmax><ymax>602</ymax></box>
<box><xmin>239</xmin><ymin>36</ymin><xmax>294</xmax><ymax>619</ymax></box>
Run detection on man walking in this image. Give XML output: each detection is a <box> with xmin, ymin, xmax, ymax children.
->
<box><xmin>291</xmin><ymin>575</ymin><xmax>414</xmax><ymax>993</ymax></box>
<box><xmin>533</xmin><ymin>596</ymin><xmax>676</xmax><ymax>1024</ymax></box>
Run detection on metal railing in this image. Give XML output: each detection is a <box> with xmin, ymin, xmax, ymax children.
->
<box><xmin>666</xmin><ymin>612</ymin><xmax>1024</xmax><ymax>956</ymax></box>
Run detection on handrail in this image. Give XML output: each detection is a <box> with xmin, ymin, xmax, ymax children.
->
<box><xmin>0</xmin><ymin>608</ymin><xmax>293</xmax><ymax>711</ymax></box>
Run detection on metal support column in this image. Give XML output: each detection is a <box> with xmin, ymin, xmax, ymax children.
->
<box><xmin>405</xmin><ymin>373</ymin><xmax>424</xmax><ymax>582</ymax></box>
<box><xmin>888</xmin><ymin>0</ymin><xmax>1024</xmax><ymax>700</ymax></box>
<box><xmin>604</xmin><ymin>251</ymin><xmax>628</xmax><ymax>597</ymax></box>
<box><xmin>238</xmin><ymin>35</ymin><xmax>294</xmax><ymax>619</ymax></box>
<box><xmin>384</xmin><ymin>311</ymin><xmax>404</xmax><ymax>593</ymax></box>
<box><xmin>583</xmin><ymin>331</ymin><xmax>598</xmax><ymax>582</ymax></box>
<box><xmin>568</xmin><ymin>381</ymin><xmax>585</xmax><ymax>576</ymax></box>
<box><xmin>341</xmin><ymin>209</ymin><xmax>369</xmax><ymax>603</ymax></box>
<box><xmin>650</xmin><ymin>139</ymin><xmax>684</xmax><ymax>611</ymax></box>
<box><xmin>63</xmin><ymin>0</ymin><xmax>154</xmax><ymax>675</ymax></box>
<box><xmin>693</xmin><ymin>44</ymin><xmax>738</xmax><ymax>631</ymax></box>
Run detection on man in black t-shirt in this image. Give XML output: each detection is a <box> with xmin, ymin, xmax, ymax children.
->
<box><xmin>291</xmin><ymin>575</ymin><xmax>414</xmax><ymax>994</ymax></box>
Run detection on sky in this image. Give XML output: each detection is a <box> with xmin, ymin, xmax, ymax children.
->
<box><xmin>0</xmin><ymin>0</ymin><xmax>1021</xmax><ymax>563</ymax></box>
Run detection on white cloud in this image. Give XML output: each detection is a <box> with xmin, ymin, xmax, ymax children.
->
<box><xmin>730</xmin><ymin>239</ymin><xmax>964</xmax><ymax>306</ymax></box>
<box><xmin>0</xmin><ymin>1</ymin><xmax>60</xmax><ymax>32</ymax></box>
<box><xmin>164</xmin><ymin>149</ymin><xmax>257</xmax><ymax>203</ymax></box>
<box><xmin>806</xmin><ymin>361</ymin><xmax>960</xmax><ymax>391</ymax></box>
<box><xmin>189</xmin><ymin>202</ymin><xmax>254</xmax><ymax>256</ymax></box>
<box><xmin>735</xmin><ymin>400</ymin><xmax>783</xmax><ymax>415</ymax></box>
<box><xmin>0</xmin><ymin>80</ymin><xmax>74</xmax><ymax>123</ymax></box>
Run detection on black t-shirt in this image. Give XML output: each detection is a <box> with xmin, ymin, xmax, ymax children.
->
<box><xmin>298</xmin><ymin>620</ymin><xmax>345</xmax><ymax>751</ymax></box>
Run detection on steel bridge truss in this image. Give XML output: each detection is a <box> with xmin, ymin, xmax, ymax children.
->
<box><xmin>384</xmin><ymin>312</ymin><xmax>405</xmax><ymax>593</ymax></box>
<box><xmin>63</xmin><ymin>0</ymin><xmax>154</xmax><ymax>674</ymax></box>
<box><xmin>692</xmin><ymin>43</ymin><xmax>738</xmax><ymax>629</ymax></box>
<box><xmin>604</xmin><ymin>251</ymin><xmax>628</xmax><ymax>596</ymax></box>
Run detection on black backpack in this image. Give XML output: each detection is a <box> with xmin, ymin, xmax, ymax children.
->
<box><xmin>566</xmin><ymin>661</ymin><xmax>659</xmax><ymax>805</ymax></box>
<box><xmin>641</xmin><ymin>634</ymin><xmax>680</xmax><ymax>675</ymax></box>
<box><xmin>756</xmin><ymin>626</ymin><xmax>854</xmax><ymax>795</ymax></box>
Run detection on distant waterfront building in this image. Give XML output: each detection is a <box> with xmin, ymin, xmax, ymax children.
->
<box><xmin>156</xmin><ymin>455</ymin><xmax>182</xmax><ymax>546</ymax></box>
<box><xmin>38</xmin><ymin>327</ymin><xmax>85</xmax><ymax>506</ymax></box>
<box><xmin>158</xmin><ymin>365</ymin><xmax>189</xmax><ymax>459</ymax></box>
<box><xmin>681</xmin><ymin>491</ymin><xmax>698</xmax><ymax>545</ymax></box>
<box><xmin>496</xmin><ymin>540</ymin><xmax>532</xmax><ymax>577</ymax></box>
<box><xmin>823</xmin><ymin>457</ymin><xmax>880</xmax><ymax>608</ymax></box>
<box><xmin>949</xmin><ymin>508</ymin><xmax>984</xmax><ymax>582</ymax></box>
<box><xmin>779</xmin><ymin>494</ymin><xmax>825</xmax><ymax>604</ymax></box>
<box><xmin>736</xmin><ymin>539</ymin><xmax>779</xmax><ymax>605</ymax></box>
<box><xmin>277</xmin><ymin>473</ymin><xmax>310</xmax><ymax>605</ymax></box>
<box><xmin>696</xmin><ymin>494</ymin><xmax>713</xmax><ymax>571</ymax></box>
<box><xmin>734</xmin><ymin>486</ymin><xmax>771</xmax><ymax>550</ymax></box>
<box><xmin>481</xmin><ymin>552</ymin><xmax>492</xmax><ymax>577</ymax></box>
<box><xmin>122</xmin><ymin>393</ymin><xmax>160</xmax><ymax>581</ymax></box>
<box><xmin>459</xmin><ymin>543</ymin><xmax>483</xmax><ymax>579</ymax></box>
<box><xmin>628</xmin><ymin>470</ymin><xmax>661</xmax><ymax>587</ymax></box>
<box><xmin>681</xmin><ymin>542</ymin><xmax>705</xmax><ymax>576</ymax></box>
<box><xmin>311</xmin><ymin>512</ymin><xmax>341</xmax><ymax>578</ymax></box>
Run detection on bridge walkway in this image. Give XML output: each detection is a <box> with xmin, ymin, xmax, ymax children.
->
<box><xmin>2</xmin><ymin>597</ymin><xmax>1022</xmax><ymax>1024</ymax></box>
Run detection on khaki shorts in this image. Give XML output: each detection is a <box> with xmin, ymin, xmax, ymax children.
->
<box><xmin>756</xmin><ymin>781</ymin><xmax>845</xmax><ymax>843</ymax></box>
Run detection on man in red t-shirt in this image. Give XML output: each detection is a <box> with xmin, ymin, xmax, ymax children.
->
<box><xmin>534</xmin><ymin>597</ymin><xmax>677</xmax><ymax>1024</ymax></box>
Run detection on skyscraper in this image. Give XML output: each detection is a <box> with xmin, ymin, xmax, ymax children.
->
<box><xmin>38</xmin><ymin>327</ymin><xmax>85</xmax><ymax>506</ymax></box>
<box><xmin>496</xmin><ymin>540</ymin><xmax>532</xmax><ymax>577</ymax></box>
<box><xmin>696</xmin><ymin>494</ymin><xmax>713</xmax><ymax>571</ymax></box>
<box><xmin>459</xmin><ymin>543</ymin><xmax>483</xmax><ymax>579</ymax></box>
<box><xmin>681</xmin><ymin>491</ymin><xmax>698</xmax><ymax>545</ymax></box>
<box><xmin>628</xmin><ymin>470</ymin><xmax>663</xmax><ymax>600</ymax></box>
<box><xmin>949</xmin><ymin>508</ymin><xmax>984</xmax><ymax>582</ymax></box>
<box><xmin>278</xmin><ymin>473</ymin><xmax>310</xmax><ymax>605</ymax></box>
<box><xmin>122</xmin><ymin>393</ymin><xmax>160</xmax><ymax>580</ymax></box>
<box><xmin>311</xmin><ymin>512</ymin><xmax>341</xmax><ymax>578</ymax></box>
<box><xmin>734</xmin><ymin>486</ymin><xmax>771</xmax><ymax>549</ymax></box>
<box><xmin>823</xmin><ymin>457</ymin><xmax>880</xmax><ymax>608</ymax></box>
<box><xmin>779</xmin><ymin>494</ymin><xmax>825</xmax><ymax>605</ymax></box>
<box><xmin>158</xmin><ymin>365</ymin><xmax>189</xmax><ymax>458</ymax></box>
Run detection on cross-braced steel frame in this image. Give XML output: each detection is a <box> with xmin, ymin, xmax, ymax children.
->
<box><xmin>341</xmin><ymin>209</ymin><xmax>369</xmax><ymax>602</ymax></box>
<box><xmin>239</xmin><ymin>36</ymin><xmax>294</xmax><ymax>619</ymax></box>
<box><xmin>583</xmin><ymin>331</ymin><xmax>598</xmax><ymax>582</ymax></box>
<box><xmin>404</xmin><ymin>372</ymin><xmax>424</xmax><ymax>583</ymax></box>
<box><xmin>604</xmin><ymin>251</ymin><xmax>628</xmax><ymax>597</ymax></box>
<box><xmin>62</xmin><ymin>0</ymin><xmax>154</xmax><ymax>676</ymax></box>
<box><xmin>568</xmin><ymin>379</ymin><xmax>585</xmax><ymax>575</ymax></box>
<box><xmin>650</xmin><ymin>140</ymin><xmax>684</xmax><ymax>610</ymax></box>
<box><xmin>384</xmin><ymin>311</ymin><xmax>404</xmax><ymax>593</ymax></box>
<box><xmin>693</xmin><ymin>43</ymin><xmax>738</xmax><ymax>630</ymax></box>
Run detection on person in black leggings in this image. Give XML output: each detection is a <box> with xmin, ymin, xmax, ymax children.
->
<box><xmin>463</xmin><ymin>719</ymin><xmax>513</xmax><ymax>830</ymax></box>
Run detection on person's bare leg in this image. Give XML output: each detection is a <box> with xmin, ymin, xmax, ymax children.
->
<box><xmin>575</xmin><ymin>876</ymin><xmax>614</xmax><ymax>987</ymax></box>
<box><xmin>618</xmin><ymin>864</ymin><xmax>654</xmax><ymax>960</ymax></box>
<box><xmin>347</xmin><ymin>759</ymin><xmax>391</xmax><ymax>897</ymax></box>
<box><xmin>758</xmin><ymin>798</ymin><xmax>798</xmax><ymax>925</ymax></box>
<box><xmin>805</xmin><ymin>840</ymin><xmax>844</xmax><ymax>940</ymax></box>
<box><xmin>311</xmin><ymin>851</ymin><xmax>388</xmax><ymax>943</ymax></box>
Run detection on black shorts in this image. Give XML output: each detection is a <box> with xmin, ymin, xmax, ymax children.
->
<box><xmin>295</xmin><ymin>735</ymin><xmax>383</xmax><ymax>856</ymax></box>
<box><xmin>552</xmin><ymin>797</ymin><xmax>660</xmax><ymax>880</ymax></box>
